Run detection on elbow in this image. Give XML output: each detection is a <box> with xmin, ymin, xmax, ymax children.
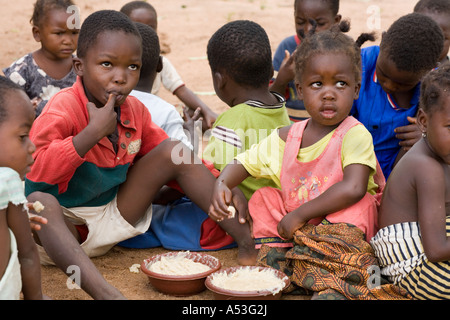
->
<box><xmin>424</xmin><ymin>248</ymin><xmax>450</xmax><ymax>263</ymax></box>
<box><xmin>344</xmin><ymin>183</ymin><xmax>367</xmax><ymax>205</ymax></box>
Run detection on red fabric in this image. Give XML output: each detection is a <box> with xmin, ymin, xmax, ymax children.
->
<box><xmin>199</xmin><ymin>218</ymin><xmax>235</xmax><ymax>250</ymax></box>
<box><xmin>74</xmin><ymin>224</ymin><xmax>89</xmax><ymax>243</ymax></box>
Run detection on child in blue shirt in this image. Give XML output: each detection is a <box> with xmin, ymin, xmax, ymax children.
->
<box><xmin>351</xmin><ymin>13</ymin><xmax>444</xmax><ymax>179</ymax></box>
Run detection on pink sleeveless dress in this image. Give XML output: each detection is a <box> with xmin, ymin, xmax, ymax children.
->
<box><xmin>249</xmin><ymin>116</ymin><xmax>385</xmax><ymax>248</ymax></box>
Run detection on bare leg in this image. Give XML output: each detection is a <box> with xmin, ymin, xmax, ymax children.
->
<box><xmin>118</xmin><ymin>139</ymin><xmax>256</xmax><ymax>264</ymax></box>
<box><xmin>28</xmin><ymin>192</ymin><xmax>125</xmax><ymax>300</ymax></box>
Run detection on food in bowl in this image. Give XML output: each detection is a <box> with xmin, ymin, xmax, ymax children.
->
<box><xmin>140</xmin><ymin>251</ymin><xmax>221</xmax><ymax>296</ymax></box>
<box><xmin>148</xmin><ymin>251</ymin><xmax>212</xmax><ymax>275</ymax></box>
<box><xmin>209</xmin><ymin>266</ymin><xmax>287</xmax><ymax>294</ymax></box>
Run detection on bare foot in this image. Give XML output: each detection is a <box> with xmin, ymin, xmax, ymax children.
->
<box><xmin>237</xmin><ymin>244</ymin><xmax>258</xmax><ymax>266</ymax></box>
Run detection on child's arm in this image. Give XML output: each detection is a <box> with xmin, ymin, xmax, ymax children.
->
<box><xmin>7</xmin><ymin>204</ymin><xmax>45</xmax><ymax>300</ymax></box>
<box><xmin>416</xmin><ymin>159</ymin><xmax>450</xmax><ymax>262</ymax></box>
<box><xmin>278</xmin><ymin>163</ymin><xmax>371</xmax><ymax>240</ymax></box>
<box><xmin>209</xmin><ymin>160</ymin><xmax>250</xmax><ymax>222</ymax></box>
<box><xmin>174</xmin><ymin>85</ymin><xmax>218</xmax><ymax>130</ymax></box>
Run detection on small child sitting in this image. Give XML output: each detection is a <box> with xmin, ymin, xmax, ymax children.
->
<box><xmin>3</xmin><ymin>0</ymin><xmax>79</xmax><ymax>117</ymax></box>
<box><xmin>371</xmin><ymin>63</ymin><xmax>450</xmax><ymax>300</ymax></box>
<box><xmin>203</xmin><ymin>20</ymin><xmax>291</xmax><ymax>202</ymax></box>
<box><xmin>0</xmin><ymin>76</ymin><xmax>47</xmax><ymax>299</ymax></box>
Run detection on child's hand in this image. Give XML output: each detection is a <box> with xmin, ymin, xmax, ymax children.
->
<box><xmin>209</xmin><ymin>180</ymin><xmax>234</xmax><ymax>222</ymax></box>
<box><xmin>277</xmin><ymin>50</ymin><xmax>296</xmax><ymax>85</ymax></box>
<box><xmin>200</xmin><ymin>108</ymin><xmax>218</xmax><ymax>131</ymax></box>
<box><xmin>277</xmin><ymin>211</ymin><xmax>306</xmax><ymax>240</ymax></box>
<box><xmin>230</xmin><ymin>187</ymin><xmax>250</xmax><ymax>225</ymax></box>
<box><xmin>86</xmin><ymin>93</ymin><xmax>118</xmax><ymax>139</ymax></box>
<box><xmin>182</xmin><ymin>106</ymin><xmax>202</xmax><ymax>144</ymax></box>
<box><xmin>26</xmin><ymin>203</ymin><xmax>48</xmax><ymax>231</ymax></box>
<box><xmin>395</xmin><ymin>116</ymin><xmax>421</xmax><ymax>150</ymax></box>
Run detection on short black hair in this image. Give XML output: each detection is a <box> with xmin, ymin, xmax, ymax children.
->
<box><xmin>207</xmin><ymin>20</ymin><xmax>273</xmax><ymax>89</ymax></box>
<box><xmin>30</xmin><ymin>0</ymin><xmax>75</xmax><ymax>27</ymax></box>
<box><xmin>414</xmin><ymin>0</ymin><xmax>450</xmax><ymax>15</ymax></box>
<box><xmin>0</xmin><ymin>76</ymin><xmax>24</xmax><ymax>124</ymax></box>
<box><xmin>380</xmin><ymin>13</ymin><xmax>444</xmax><ymax>74</ymax></box>
<box><xmin>294</xmin><ymin>0</ymin><xmax>340</xmax><ymax>16</ymax></box>
<box><xmin>294</xmin><ymin>23</ymin><xmax>375</xmax><ymax>84</ymax></box>
<box><xmin>420</xmin><ymin>62</ymin><xmax>450</xmax><ymax>114</ymax></box>
<box><xmin>134</xmin><ymin>22</ymin><xmax>160</xmax><ymax>79</ymax></box>
<box><xmin>76</xmin><ymin>10</ymin><xmax>141</xmax><ymax>59</ymax></box>
<box><xmin>120</xmin><ymin>1</ymin><xmax>156</xmax><ymax>17</ymax></box>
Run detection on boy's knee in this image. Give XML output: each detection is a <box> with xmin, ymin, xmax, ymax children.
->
<box><xmin>27</xmin><ymin>192</ymin><xmax>60</xmax><ymax>217</ymax></box>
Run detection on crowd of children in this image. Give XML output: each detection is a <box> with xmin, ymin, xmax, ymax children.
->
<box><xmin>0</xmin><ymin>0</ymin><xmax>449</xmax><ymax>300</ymax></box>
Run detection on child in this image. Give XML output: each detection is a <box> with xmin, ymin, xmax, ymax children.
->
<box><xmin>210</xmin><ymin>28</ymin><xmax>383</xmax><ymax>247</ymax></box>
<box><xmin>0</xmin><ymin>76</ymin><xmax>46</xmax><ymax>299</ymax></box>
<box><xmin>350</xmin><ymin>13</ymin><xmax>444</xmax><ymax>179</ymax></box>
<box><xmin>120</xmin><ymin>1</ymin><xmax>218</xmax><ymax>130</ymax></box>
<box><xmin>270</xmin><ymin>0</ymin><xmax>343</xmax><ymax>122</ymax></box>
<box><xmin>3</xmin><ymin>0</ymin><xmax>79</xmax><ymax>117</ymax></box>
<box><xmin>24</xmin><ymin>10</ymin><xmax>254</xmax><ymax>299</ymax></box>
<box><xmin>371</xmin><ymin>63</ymin><xmax>450</xmax><ymax>300</ymax></box>
<box><xmin>414</xmin><ymin>0</ymin><xmax>450</xmax><ymax>65</ymax></box>
<box><xmin>203</xmin><ymin>20</ymin><xmax>291</xmax><ymax>202</ymax></box>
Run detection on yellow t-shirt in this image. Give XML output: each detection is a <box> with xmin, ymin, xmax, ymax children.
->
<box><xmin>236</xmin><ymin>124</ymin><xmax>378</xmax><ymax>195</ymax></box>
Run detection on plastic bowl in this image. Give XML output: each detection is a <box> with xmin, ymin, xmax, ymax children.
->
<box><xmin>141</xmin><ymin>251</ymin><xmax>221</xmax><ymax>296</ymax></box>
<box><xmin>205</xmin><ymin>266</ymin><xmax>290</xmax><ymax>300</ymax></box>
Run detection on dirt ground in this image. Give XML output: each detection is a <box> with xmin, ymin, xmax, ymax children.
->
<box><xmin>0</xmin><ymin>0</ymin><xmax>418</xmax><ymax>300</ymax></box>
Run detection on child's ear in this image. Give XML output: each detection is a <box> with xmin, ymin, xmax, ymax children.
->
<box><xmin>334</xmin><ymin>14</ymin><xmax>342</xmax><ymax>24</ymax></box>
<box><xmin>354</xmin><ymin>82</ymin><xmax>361</xmax><ymax>100</ymax></box>
<box><xmin>73</xmin><ymin>57</ymin><xmax>84</xmax><ymax>77</ymax></box>
<box><xmin>296</xmin><ymin>81</ymin><xmax>303</xmax><ymax>100</ymax></box>
<box><xmin>156</xmin><ymin>56</ymin><xmax>163</xmax><ymax>73</ymax></box>
<box><xmin>213</xmin><ymin>71</ymin><xmax>227</xmax><ymax>90</ymax></box>
<box><xmin>416</xmin><ymin>108</ymin><xmax>428</xmax><ymax>134</ymax></box>
<box><xmin>32</xmin><ymin>25</ymin><xmax>41</xmax><ymax>42</ymax></box>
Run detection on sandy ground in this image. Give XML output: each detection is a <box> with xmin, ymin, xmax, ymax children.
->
<box><xmin>0</xmin><ymin>0</ymin><xmax>418</xmax><ymax>300</ymax></box>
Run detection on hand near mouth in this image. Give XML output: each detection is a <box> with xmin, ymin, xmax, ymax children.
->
<box><xmin>86</xmin><ymin>93</ymin><xmax>118</xmax><ymax>139</ymax></box>
<box><xmin>73</xmin><ymin>94</ymin><xmax>119</xmax><ymax>157</ymax></box>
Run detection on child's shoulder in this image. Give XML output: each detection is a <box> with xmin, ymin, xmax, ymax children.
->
<box><xmin>360</xmin><ymin>45</ymin><xmax>380</xmax><ymax>67</ymax></box>
<box><xmin>0</xmin><ymin>167</ymin><xmax>26</xmax><ymax>209</ymax></box>
<box><xmin>2</xmin><ymin>53</ymin><xmax>34</xmax><ymax>84</ymax></box>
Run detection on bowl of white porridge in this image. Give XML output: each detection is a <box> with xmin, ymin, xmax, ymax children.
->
<box><xmin>141</xmin><ymin>251</ymin><xmax>221</xmax><ymax>296</ymax></box>
<box><xmin>205</xmin><ymin>266</ymin><xmax>290</xmax><ymax>300</ymax></box>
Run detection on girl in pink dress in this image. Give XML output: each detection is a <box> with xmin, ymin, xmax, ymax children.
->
<box><xmin>209</xmin><ymin>28</ymin><xmax>384</xmax><ymax>250</ymax></box>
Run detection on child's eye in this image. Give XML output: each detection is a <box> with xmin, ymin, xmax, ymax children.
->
<box><xmin>129</xmin><ymin>64</ymin><xmax>140</xmax><ymax>71</ymax></box>
<box><xmin>336</xmin><ymin>81</ymin><xmax>347</xmax><ymax>88</ymax></box>
<box><xmin>311</xmin><ymin>82</ymin><xmax>322</xmax><ymax>88</ymax></box>
<box><xmin>101</xmin><ymin>62</ymin><xmax>112</xmax><ymax>68</ymax></box>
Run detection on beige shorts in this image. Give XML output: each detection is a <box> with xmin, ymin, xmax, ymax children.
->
<box><xmin>37</xmin><ymin>196</ymin><xmax>152</xmax><ymax>265</ymax></box>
